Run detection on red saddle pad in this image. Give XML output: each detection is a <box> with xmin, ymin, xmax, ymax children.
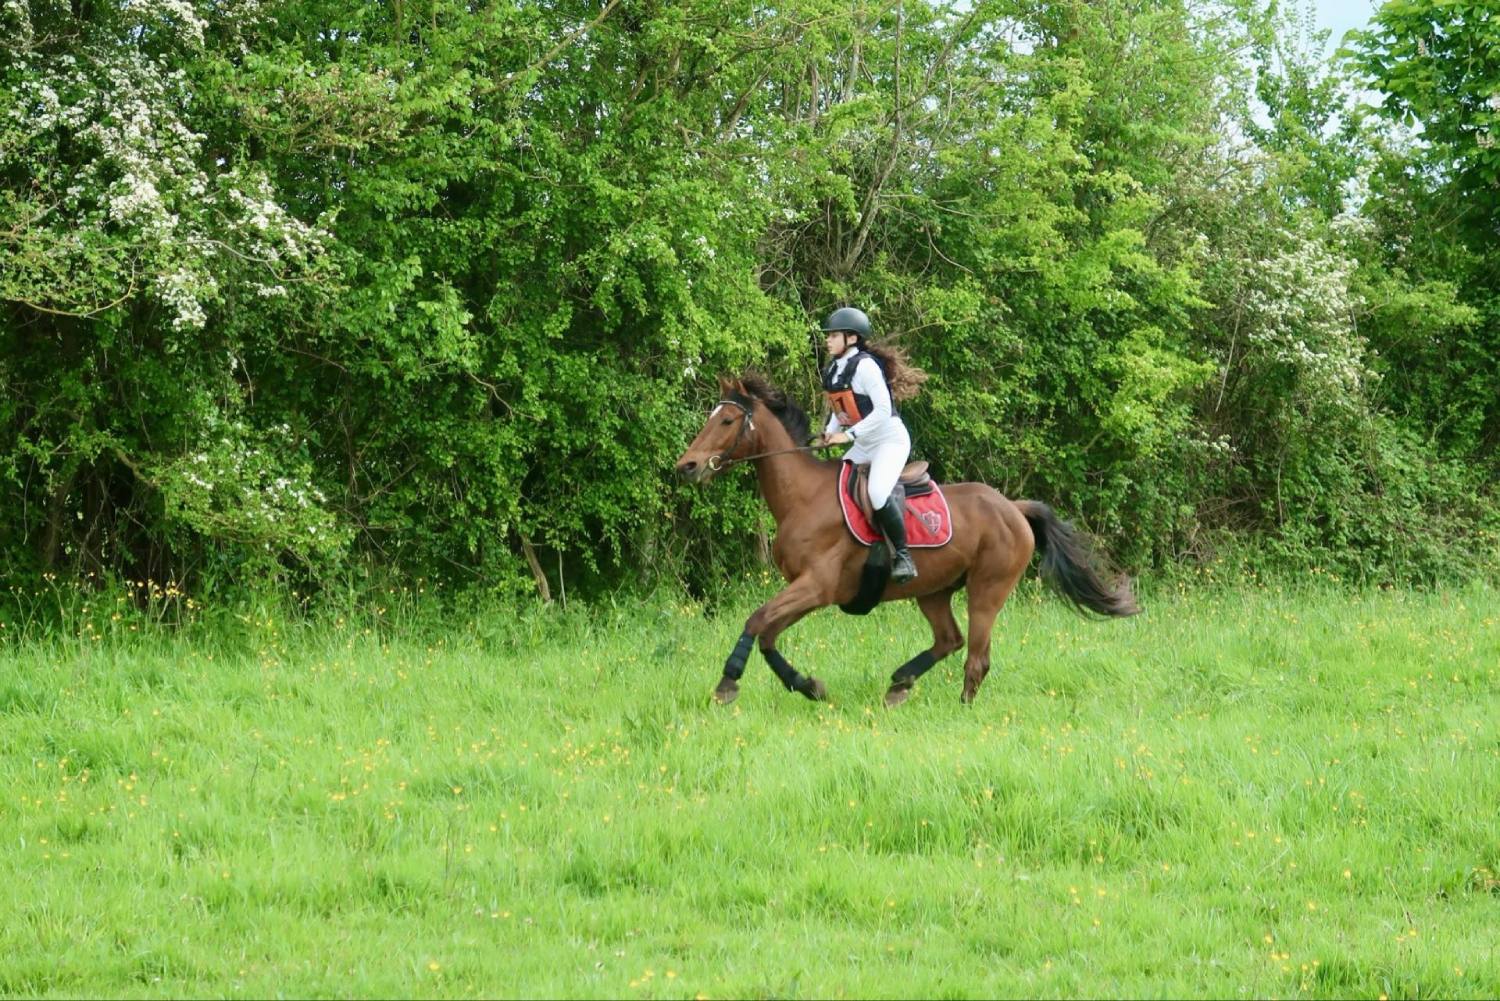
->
<box><xmin>838</xmin><ymin>461</ymin><xmax>953</xmax><ymax>548</ymax></box>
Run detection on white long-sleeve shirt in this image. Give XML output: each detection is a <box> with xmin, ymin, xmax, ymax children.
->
<box><xmin>823</xmin><ymin>348</ymin><xmax>904</xmax><ymax>445</ymax></box>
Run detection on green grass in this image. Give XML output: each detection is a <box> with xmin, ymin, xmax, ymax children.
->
<box><xmin>2</xmin><ymin>581</ymin><xmax>1498</xmax><ymax>998</ymax></box>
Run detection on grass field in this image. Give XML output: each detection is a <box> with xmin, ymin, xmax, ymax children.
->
<box><xmin>2</xmin><ymin>580</ymin><xmax>1498</xmax><ymax>998</ymax></box>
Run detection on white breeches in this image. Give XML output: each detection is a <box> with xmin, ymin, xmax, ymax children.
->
<box><xmin>844</xmin><ymin>421</ymin><xmax>911</xmax><ymax>510</ymax></box>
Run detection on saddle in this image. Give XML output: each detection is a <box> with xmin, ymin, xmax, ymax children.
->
<box><xmin>844</xmin><ymin>460</ymin><xmax>934</xmax><ymax>526</ymax></box>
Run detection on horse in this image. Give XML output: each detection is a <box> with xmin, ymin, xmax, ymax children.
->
<box><xmin>674</xmin><ymin>373</ymin><xmax>1139</xmax><ymax>707</ymax></box>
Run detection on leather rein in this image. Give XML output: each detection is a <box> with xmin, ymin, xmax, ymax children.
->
<box><xmin>707</xmin><ymin>399</ymin><xmax>821</xmax><ymax>470</ymax></box>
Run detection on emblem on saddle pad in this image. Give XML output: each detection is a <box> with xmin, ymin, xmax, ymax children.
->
<box><xmin>837</xmin><ymin>460</ymin><xmax>954</xmax><ymax>548</ymax></box>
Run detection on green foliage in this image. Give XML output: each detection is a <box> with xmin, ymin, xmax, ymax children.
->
<box><xmin>1347</xmin><ymin>0</ymin><xmax>1500</xmax><ymax>479</ymax></box>
<box><xmin>0</xmin><ymin>0</ymin><xmax>1494</xmax><ymax>603</ymax></box>
<box><xmin>1350</xmin><ymin>0</ymin><xmax>1500</xmax><ymax>198</ymax></box>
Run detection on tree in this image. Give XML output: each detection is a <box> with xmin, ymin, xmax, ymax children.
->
<box><xmin>0</xmin><ymin>0</ymin><xmax>343</xmax><ymax>582</ymax></box>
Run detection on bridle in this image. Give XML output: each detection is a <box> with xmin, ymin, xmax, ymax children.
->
<box><xmin>706</xmin><ymin>399</ymin><xmax>755</xmax><ymax>471</ymax></box>
<box><xmin>706</xmin><ymin>398</ymin><xmax>820</xmax><ymax>470</ymax></box>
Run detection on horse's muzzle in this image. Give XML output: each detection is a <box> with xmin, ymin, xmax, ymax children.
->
<box><xmin>675</xmin><ymin>459</ymin><xmax>711</xmax><ymax>483</ymax></box>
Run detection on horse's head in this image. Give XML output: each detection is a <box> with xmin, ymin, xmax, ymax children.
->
<box><xmin>676</xmin><ymin>377</ymin><xmax>764</xmax><ymax>483</ymax></box>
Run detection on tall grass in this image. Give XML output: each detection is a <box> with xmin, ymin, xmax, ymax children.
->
<box><xmin>2</xmin><ymin>580</ymin><xmax>1497</xmax><ymax>997</ymax></box>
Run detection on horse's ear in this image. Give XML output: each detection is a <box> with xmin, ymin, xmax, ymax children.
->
<box><xmin>718</xmin><ymin>375</ymin><xmax>743</xmax><ymax>396</ymax></box>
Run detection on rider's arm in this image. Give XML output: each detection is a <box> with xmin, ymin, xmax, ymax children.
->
<box><xmin>845</xmin><ymin>357</ymin><xmax>893</xmax><ymax>442</ymax></box>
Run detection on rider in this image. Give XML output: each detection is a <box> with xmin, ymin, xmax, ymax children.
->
<box><xmin>817</xmin><ymin>306</ymin><xmax>919</xmax><ymax>584</ymax></box>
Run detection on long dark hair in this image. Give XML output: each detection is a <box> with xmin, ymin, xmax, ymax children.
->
<box><xmin>861</xmin><ymin>341</ymin><xmax>928</xmax><ymax>404</ymax></box>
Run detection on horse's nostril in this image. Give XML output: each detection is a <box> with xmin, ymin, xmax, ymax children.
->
<box><xmin>678</xmin><ymin>461</ymin><xmax>698</xmax><ymax>478</ymax></box>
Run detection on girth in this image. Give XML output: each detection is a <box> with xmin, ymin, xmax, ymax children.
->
<box><xmin>844</xmin><ymin>460</ymin><xmax>933</xmax><ymax>526</ymax></box>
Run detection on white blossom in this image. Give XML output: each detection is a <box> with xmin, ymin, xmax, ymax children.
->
<box><xmin>1239</xmin><ymin>229</ymin><xmax>1371</xmax><ymax>407</ymax></box>
<box><xmin>2</xmin><ymin>3</ymin><xmax>326</xmax><ymax>325</ymax></box>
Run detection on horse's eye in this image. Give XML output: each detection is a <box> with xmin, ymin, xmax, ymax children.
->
<box><xmin>721</xmin><ymin>418</ymin><xmax>734</xmax><ymax>426</ymax></box>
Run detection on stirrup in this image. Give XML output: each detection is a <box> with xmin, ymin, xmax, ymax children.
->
<box><xmin>891</xmin><ymin>552</ymin><xmax>918</xmax><ymax>583</ymax></box>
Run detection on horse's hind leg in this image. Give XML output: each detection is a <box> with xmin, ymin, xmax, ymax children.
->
<box><xmin>885</xmin><ymin>589</ymin><xmax>965</xmax><ymax>707</ymax></box>
<box><xmin>960</xmin><ymin>569</ymin><xmax>1024</xmax><ymax>705</ymax></box>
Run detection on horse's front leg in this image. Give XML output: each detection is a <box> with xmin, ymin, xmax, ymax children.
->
<box><xmin>757</xmin><ymin>606</ymin><xmax>825</xmax><ymax>701</ymax></box>
<box><xmin>715</xmin><ymin>575</ymin><xmax>830</xmax><ymax>704</ymax></box>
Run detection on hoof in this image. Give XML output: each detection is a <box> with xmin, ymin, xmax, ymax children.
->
<box><xmin>713</xmin><ymin>678</ymin><xmax>740</xmax><ymax>705</ymax></box>
<box><xmin>884</xmin><ymin>681</ymin><xmax>914</xmax><ymax>707</ymax></box>
<box><xmin>800</xmin><ymin>677</ymin><xmax>827</xmax><ymax>702</ymax></box>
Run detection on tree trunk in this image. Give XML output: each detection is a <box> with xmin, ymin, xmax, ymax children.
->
<box><xmin>519</xmin><ymin>535</ymin><xmax>552</xmax><ymax>603</ymax></box>
<box><xmin>40</xmin><ymin>463</ymin><xmax>79</xmax><ymax>570</ymax></box>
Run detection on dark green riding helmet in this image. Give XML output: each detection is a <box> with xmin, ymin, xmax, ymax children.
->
<box><xmin>820</xmin><ymin>306</ymin><xmax>871</xmax><ymax>340</ymax></box>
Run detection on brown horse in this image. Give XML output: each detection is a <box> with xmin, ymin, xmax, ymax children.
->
<box><xmin>675</xmin><ymin>374</ymin><xmax>1139</xmax><ymax>707</ymax></box>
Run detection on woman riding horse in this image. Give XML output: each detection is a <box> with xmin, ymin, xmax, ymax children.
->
<box><xmin>676</xmin><ymin>373</ymin><xmax>1138</xmax><ymax>707</ymax></box>
<box><xmin>816</xmin><ymin>306</ymin><xmax>922</xmax><ymax>583</ymax></box>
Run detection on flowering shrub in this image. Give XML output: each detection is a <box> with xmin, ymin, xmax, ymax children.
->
<box><xmin>0</xmin><ymin>0</ymin><xmax>329</xmax><ymax>330</ymax></box>
<box><xmin>152</xmin><ymin>411</ymin><xmax>349</xmax><ymax>577</ymax></box>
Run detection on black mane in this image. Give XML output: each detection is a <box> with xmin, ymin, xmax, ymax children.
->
<box><xmin>729</xmin><ymin>373</ymin><xmax>813</xmax><ymax>446</ymax></box>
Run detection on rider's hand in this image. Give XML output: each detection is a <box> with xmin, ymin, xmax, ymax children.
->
<box><xmin>823</xmin><ymin>431</ymin><xmax>851</xmax><ymax>446</ymax></box>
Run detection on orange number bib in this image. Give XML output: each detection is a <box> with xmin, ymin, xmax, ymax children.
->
<box><xmin>826</xmin><ymin>388</ymin><xmax>861</xmax><ymax>427</ymax></box>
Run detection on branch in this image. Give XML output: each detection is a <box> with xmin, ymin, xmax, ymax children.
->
<box><xmin>6</xmin><ymin>270</ymin><xmax>139</xmax><ymax>319</ymax></box>
<box><xmin>502</xmin><ymin>0</ymin><xmax>623</xmax><ymax>87</ymax></box>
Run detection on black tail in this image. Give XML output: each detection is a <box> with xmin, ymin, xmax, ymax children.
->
<box><xmin>1016</xmin><ymin>501</ymin><xmax>1140</xmax><ymax>618</ymax></box>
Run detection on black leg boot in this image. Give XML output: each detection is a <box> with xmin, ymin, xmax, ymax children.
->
<box><xmin>875</xmin><ymin>495</ymin><xmax>918</xmax><ymax>584</ymax></box>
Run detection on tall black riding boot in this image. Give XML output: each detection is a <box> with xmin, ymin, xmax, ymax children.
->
<box><xmin>875</xmin><ymin>495</ymin><xmax>918</xmax><ymax>584</ymax></box>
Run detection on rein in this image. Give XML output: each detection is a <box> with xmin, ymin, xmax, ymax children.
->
<box><xmin>709</xmin><ymin>444</ymin><xmax>821</xmax><ymax>470</ymax></box>
<box><xmin>707</xmin><ymin>399</ymin><xmax>821</xmax><ymax>470</ymax></box>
